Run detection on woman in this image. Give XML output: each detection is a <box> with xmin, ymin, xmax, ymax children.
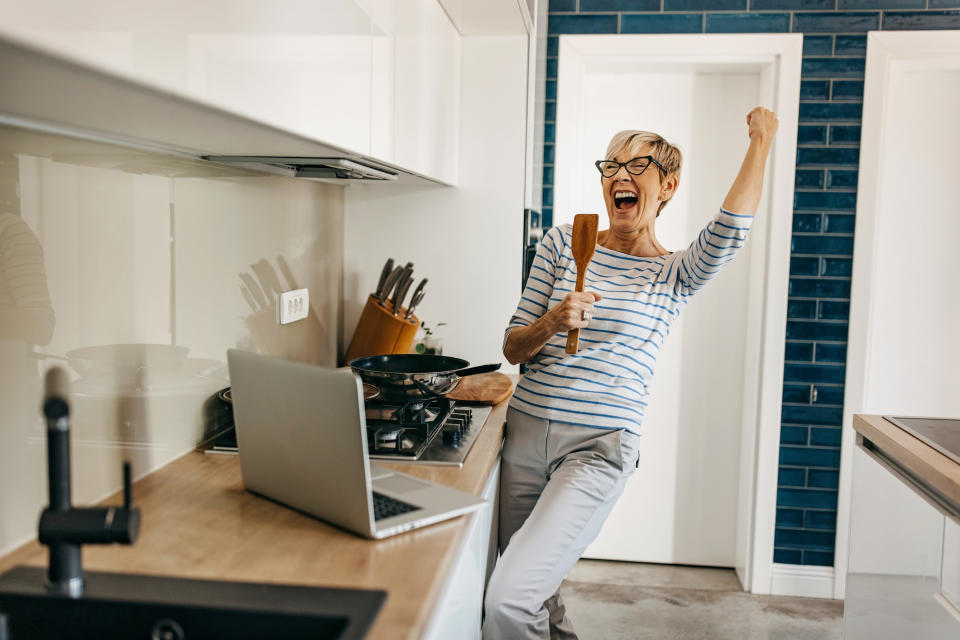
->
<box><xmin>483</xmin><ymin>107</ymin><xmax>779</xmax><ymax>639</ymax></box>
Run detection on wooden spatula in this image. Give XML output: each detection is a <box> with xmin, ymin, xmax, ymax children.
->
<box><xmin>566</xmin><ymin>213</ymin><xmax>599</xmax><ymax>354</ymax></box>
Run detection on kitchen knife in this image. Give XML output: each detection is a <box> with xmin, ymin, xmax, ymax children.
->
<box><xmin>374</xmin><ymin>258</ymin><xmax>394</xmax><ymax>298</ymax></box>
<box><xmin>404</xmin><ymin>279</ymin><xmax>427</xmax><ymax>319</ymax></box>
<box><xmin>391</xmin><ymin>268</ymin><xmax>414</xmax><ymax>314</ymax></box>
<box><xmin>378</xmin><ymin>266</ymin><xmax>405</xmax><ymax>306</ymax></box>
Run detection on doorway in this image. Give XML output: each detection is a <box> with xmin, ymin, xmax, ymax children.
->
<box><xmin>553</xmin><ymin>34</ymin><xmax>801</xmax><ymax>593</ymax></box>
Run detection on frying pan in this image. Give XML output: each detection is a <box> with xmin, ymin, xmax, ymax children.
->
<box><xmin>349</xmin><ymin>354</ymin><xmax>501</xmax><ymax>404</ymax></box>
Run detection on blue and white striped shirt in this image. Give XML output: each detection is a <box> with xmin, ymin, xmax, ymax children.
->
<box><xmin>504</xmin><ymin>208</ymin><xmax>754</xmax><ymax>434</ymax></box>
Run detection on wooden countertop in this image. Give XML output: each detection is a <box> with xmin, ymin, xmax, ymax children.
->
<box><xmin>853</xmin><ymin>414</ymin><xmax>960</xmax><ymax>514</ymax></box>
<box><xmin>0</xmin><ymin>393</ymin><xmax>512</xmax><ymax>640</ymax></box>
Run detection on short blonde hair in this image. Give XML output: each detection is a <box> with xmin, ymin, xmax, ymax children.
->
<box><xmin>604</xmin><ymin>130</ymin><xmax>682</xmax><ymax>216</ymax></box>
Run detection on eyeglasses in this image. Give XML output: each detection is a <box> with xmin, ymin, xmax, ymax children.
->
<box><xmin>595</xmin><ymin>155</ymin><xmax>666</xmax><ymax>179</ymax></box>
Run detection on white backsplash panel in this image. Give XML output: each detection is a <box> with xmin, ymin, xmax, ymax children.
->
<box><xmin>0</xmin><ymin>127</ymin><xmax>343</xmax><ymax>556</ymax></box>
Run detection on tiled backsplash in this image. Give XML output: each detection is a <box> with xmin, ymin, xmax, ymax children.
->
<box><xmin>0</xmin><ymin>127</ymin><xmax>343</xmax><ymax>556</ymax></box>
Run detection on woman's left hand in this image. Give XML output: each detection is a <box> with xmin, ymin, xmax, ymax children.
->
<box><xmin>746</xmin><ymin>107</ymin><xmax>778</xmax><ymax>142</ymax></box>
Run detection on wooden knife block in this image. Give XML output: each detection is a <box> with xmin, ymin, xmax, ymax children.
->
<box><xmin>344</xmin><ymin>295</ymin><xmax>419</xmax><ymax>364</ymax></box>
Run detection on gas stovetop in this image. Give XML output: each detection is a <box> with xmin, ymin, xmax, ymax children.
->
<box><xmin>365</xmin><ymin>398</ymin><xmax>491</xmax><ymax>467</ymax></box>
<box><xmin>203</xmin><ymin>395</ymin><xmax>492</xmax><ymax>467</ymax></box>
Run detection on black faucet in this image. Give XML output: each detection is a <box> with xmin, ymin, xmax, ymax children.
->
<box><xmin>37</xmin><ymin>367</ymin><xmax>140</xmax><ymax>598</ymax></box>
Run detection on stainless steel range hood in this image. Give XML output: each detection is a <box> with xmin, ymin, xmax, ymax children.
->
<box><xmin>0</xmin><ymin>35</ymin><xmax>448</xmax><ymax>187</ymax></box>
<box><xmin>204</xmin><ymin>156</ymin><xmax>399</xmax><ymax>182</ymax></box>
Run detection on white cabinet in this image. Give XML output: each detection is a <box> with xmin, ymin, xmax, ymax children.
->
<box><xmin>364</xmin><ymin>0</ymin><xmax>461</xmax><ymax>184</ymax></box>
<box><xmin>844</xmin><ymin>442</ymin><xmax>960</xmax><ymax>638</ymax></box>
<box><xmin>422</xmin><ymin>460</ymin><xmax>500</xmax><ymax>640</ymax></box>
<box><xmin>0</xmin><ymin>0</ymin><xmax>377</xmax><ymax>155</ymax></box>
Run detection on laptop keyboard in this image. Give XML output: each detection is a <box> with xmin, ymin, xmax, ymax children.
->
<box><xmin>372</xmin><ymin>492</ymin><xmax>421</xmax><ymax>521</ymax></box>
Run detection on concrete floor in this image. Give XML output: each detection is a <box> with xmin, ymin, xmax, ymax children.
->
<box><xmin>558</xmin><ymin>560</ymin><xmax>843</xmax><ymax>640</ymax></box>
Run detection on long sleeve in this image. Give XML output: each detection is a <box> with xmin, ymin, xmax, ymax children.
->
<box><xmin>503</xmin><ymin>225</ymin><xmax>564</xmax><ymax>351</ymax></box>
<box><xmin>672</xmin><ymin>207</ymin><xmax>754</xmax><ymax>296</ymax></box>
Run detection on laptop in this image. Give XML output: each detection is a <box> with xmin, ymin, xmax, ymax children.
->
<box><xmin>226</xmin><ymin>349</ymin><xmax>486</xmax><ymax>539</ymax></box>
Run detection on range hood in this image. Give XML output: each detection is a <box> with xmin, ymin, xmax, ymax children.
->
<box><xmin>204</xmin><ymin>156</ymin><xmax>399</xmax><ymax>182</ymax></box>
<box><xmin>0</xmin><ymin>35</ymin><xmax>447</xmax><ymax>187</ymax></box>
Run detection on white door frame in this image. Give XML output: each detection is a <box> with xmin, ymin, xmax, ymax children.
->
<box><xmin>835</xmin><ymin>29</ymin><xmax>960</xmax><ymax>600</ymax></box>
<box><xmin>554</xmin><ymin>33</ymin><xmax>800</xmax><ymax>594</ymax></box>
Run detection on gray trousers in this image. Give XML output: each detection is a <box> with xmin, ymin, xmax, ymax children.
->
<box><xmin>482</xmin><ymin>406</ymin><xmax>640</xmax><ymax>640</ymax></box>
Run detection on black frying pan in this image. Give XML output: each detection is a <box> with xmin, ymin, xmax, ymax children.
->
<box><xmin>349</xmin><ymin>354</ymin><xmax>500</xmax><ymax>404</ymax></box>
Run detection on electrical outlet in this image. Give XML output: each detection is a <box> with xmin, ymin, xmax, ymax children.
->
<box><xmin>277</xmin><ymin>288</ymin><xmax>309</xmax><ymax>325</ymax></box>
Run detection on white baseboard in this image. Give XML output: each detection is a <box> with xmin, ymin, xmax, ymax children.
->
<box><xmin>769</xmin><ymin>563</ymin><xmax>836</xmax><ymax>599</ymax></box>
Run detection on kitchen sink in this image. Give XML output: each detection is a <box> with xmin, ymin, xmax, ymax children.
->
<box><xmin>0</xmin><ymin>566</ymin><xmax>386</xmax><ymax>640</ymax></box>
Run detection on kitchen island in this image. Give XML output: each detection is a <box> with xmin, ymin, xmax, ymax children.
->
<box><xmin>0</xmin><ymin>392</ymin><xmax>511</xmax><ymax>640</ymax></box>
<box><xmin>845</xmin><ymin>414</ymin><xmax>960</xmax><ymax>638</ymax></box>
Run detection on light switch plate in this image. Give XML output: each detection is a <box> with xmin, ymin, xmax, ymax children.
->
<box><xmin>277</xmin><ymin>288</ymin><xmax>309</xmax><ymax>325</ymax></box>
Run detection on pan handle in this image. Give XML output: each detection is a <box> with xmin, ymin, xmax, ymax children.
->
<box><xmin>454</xmin><ymin>363</ymin><xmax>502</xmax><ymax>378</ymax></box>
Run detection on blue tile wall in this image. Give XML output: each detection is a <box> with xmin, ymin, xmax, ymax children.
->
<box><xmin>834</xmin><ymin>35</ymin><xmax>867</xmax><ymax>56</ymax></box>
<box><xmin>706</xmin><ymin>13</ymin><xmax>791</xmax><ymax>33</ymax></box>
<box><xmin>883</xmin><ymin>10</ymin><xmax>960</xmax><ymax>29</ymax></box>
<box><xmin>581</xmin><ymin>0</ymin><xmax>660</xmax><ymax>11</ymax></box>
<box><xmin>753</xmin><ymin>0</ymin><xmax>833</xmax><ymax>9</ymax></box>
<box><xmin>832</xmin><ymin>80</ymin><xmax>864</xmax><ymax>100</ymax></box>
<box><xmin>783</xmin><ymin>384</ymin><xmax>811</xmax><ymax>403</ymax></box>
<box><xmin>540</xmin><ymin>0</ymin><xmax>960</xmax><ymax>569</ymax></box>
<box><xmin>792</xmin><ymin>12</ymin><xmax>880</xmax><ymax>32</ymax></box>
<box><xmin>667</xmin><ymin>0</ymin><xmax>745</xmax><ymax>9</ymax></box>
<box><xmin>802</xmin><ymin>35</ymin><xmax>833</xmax><ymax>55</ymax></box>
<box><xmin>797</xmin><ymin>124</ymin><xmax>827</xmax><ymax>144</ymax></box>
<box><xmin>790</xmin><ymin>256</ymin><xmax>819</xmax><ymax>276</ymax></box>
<box><xmin>781</xmin><ymin>425</ymin><xmax>810</xmax><ymax>445</ymax></box>
<box><xmin>795</xmin><ymin>169</ymin><xmax>825</xmax><ymax>188</ymax></box>
<box><xmin>777</xmin><ymin>507</ymin><xmax>804</xmax><ymax>528</ymax></box>
<box><xmin>621</xmin><ymin>14</ymin><xmax>704</xmax><ymax>33</ymax></box>
<box><xmin>839</xmin><ymin>0</ymin><xmax>925</xmax><ymax>8</ymax></box>
<box><xmin>826</xmin><ymin>169</ymin><xmax>858</xmax><ymax>188</ymax></box>
<box><xmin>800</xmin><ymin>82</ymin><xmax>830</xmax><ymax>101</ymax></box>
<box><xmin>821</xmin><ymin>257</ymin><xmax>852</xmax><ymax>277</ymax></box>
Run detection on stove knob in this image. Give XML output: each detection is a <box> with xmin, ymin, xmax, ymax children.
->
<box><xmin>443</xmin><ymin>427</ymin><xmax>461</xmax><ymax>446</ymax></box>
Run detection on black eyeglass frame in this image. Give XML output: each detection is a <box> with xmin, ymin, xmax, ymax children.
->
<box><xmin>594</xmin><ymin>155</ymin><xmax>666</xmax><ymax>178</ymax></box>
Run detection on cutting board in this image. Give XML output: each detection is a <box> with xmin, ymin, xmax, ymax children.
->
<box><xmin>447</xmin><ymin>372</ymin><xmax>514</xmax><ymax>405</ymax></box>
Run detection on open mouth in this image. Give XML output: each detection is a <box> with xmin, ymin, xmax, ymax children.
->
<box><xmin>613</xmin><ymin>190</ymin><xmax>638</xmax><ymax>211</ymax></box>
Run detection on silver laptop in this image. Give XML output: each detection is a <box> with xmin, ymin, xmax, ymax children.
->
<box><xmin>226</xmin><ymin>349</ymin><xmax>485</xmax><ymax>539</ymax></box>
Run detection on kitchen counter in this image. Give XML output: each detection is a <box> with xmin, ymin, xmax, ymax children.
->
<box><xmin>846</xmin><ymin>414</ymin><xmax>960</xmax><ymax>639</ymax></box>
<box><xmin>853</xmin><ymin>414</ymin><xmax>960</xmax><ymax>514</ymax></box>
<box><xmin>0</xmin><ymin>391</ymin><xmax>512</xmax><ymax>640</ymax></box>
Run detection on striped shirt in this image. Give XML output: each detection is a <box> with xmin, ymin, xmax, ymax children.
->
<box><xmin>504</xmin><ymin>207</ymin><xmax>753</xmax><ymax>434</ymax></box>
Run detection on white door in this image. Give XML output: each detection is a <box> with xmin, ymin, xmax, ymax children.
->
<box><xmin>554</xmin><ymin>34</ymin><xmax>799</xmax><ymax>577</ymax></box>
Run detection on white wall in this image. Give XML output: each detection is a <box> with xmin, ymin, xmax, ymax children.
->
<box><xmin>343</xmin><ymin>35</ymin><xmax>529</xmax><ymax>369</ymax></box>
<box><xmin>0</xmin><ymin>127</ymin><xmax>343</xmax><ymax>557</ymax></box>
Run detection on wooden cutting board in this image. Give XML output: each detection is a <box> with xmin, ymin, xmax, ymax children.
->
<box><xmin>447</xmin><ymin>372</ymin><xmax>514</xmax><ymax>405</ymax></box>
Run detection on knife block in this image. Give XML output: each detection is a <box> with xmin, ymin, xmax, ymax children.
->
<box><xmin>344</xmin><ymin>295</ymin><xmax>419</xmax><ymax>364</ymax></box>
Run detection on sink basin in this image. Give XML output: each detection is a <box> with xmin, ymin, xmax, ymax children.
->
<box><xmin>0</xmin><ymin>566</ymin><xmax>385</xmax><ymax>640</ymax></box>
